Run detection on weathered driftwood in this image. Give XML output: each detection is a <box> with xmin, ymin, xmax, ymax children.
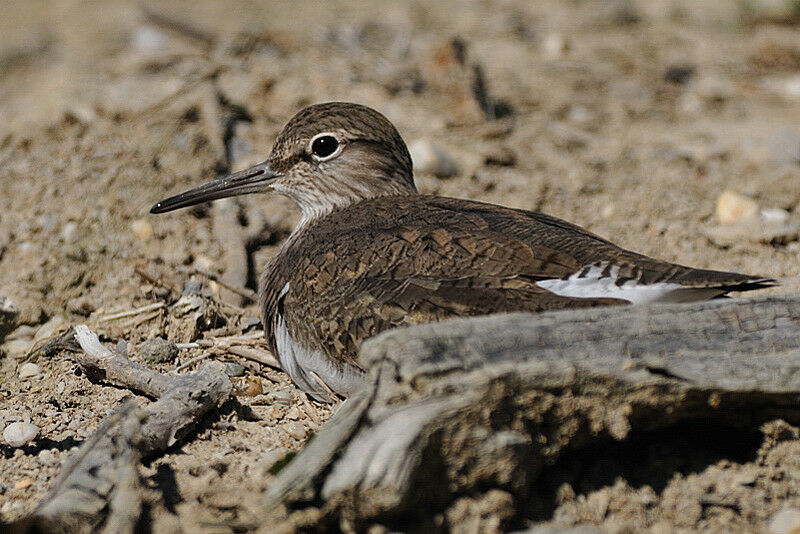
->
<box><xmin>265</xmin><ymin>294</ymin><xmax>800</xmax><ymax>531</ymax></box>
<box><xmin>32</xmin><ymin>326</ymin><xmax>232</xmax><ymax>531</ymax></box>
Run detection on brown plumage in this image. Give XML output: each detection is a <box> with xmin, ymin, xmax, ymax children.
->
<box><xmin>152</xmin><ymin>102</ymin><xmax>774</xmax><ymax>401</ymax></box>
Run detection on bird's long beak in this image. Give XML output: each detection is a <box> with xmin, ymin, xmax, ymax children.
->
<box><xmin>150</xmin><ymin>161</ymin><xmax>279</xmax><ymax>214</ymax></box>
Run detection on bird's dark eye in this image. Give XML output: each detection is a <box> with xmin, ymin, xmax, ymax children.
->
<box><xmin>311</xmin><ymin>135</ymin><xmax>339</xmax><ymax>159</ymax></box>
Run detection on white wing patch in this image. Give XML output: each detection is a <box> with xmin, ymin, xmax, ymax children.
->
<box><xmin>274</xmin><ymin>283</ymin><xmax>365</xmax><ymax>401</ymax></box>
<box><xmin>537</xmin><ymin>263</ymin><xmax>724</xmax><ymax>304</ymax></box>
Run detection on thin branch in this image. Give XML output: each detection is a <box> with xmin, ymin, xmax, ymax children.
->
<box><xmin>172</xmin><ymin>352</ymin><xmax>214</xmax><ymax>374</ymax></box>
<box><xmin>33</xmin><ymin>325</ymin><xmax>232</xmax><ymax>529</ymax></box>
<box><xmin>227</xmin><ymin>345</ymin><xmax>281</xmax><ymax>370</ymax></box>
<box><xmin>188</xmin><ymin>266</ymin><xmax>257</xmax><ymax>301</ymax></box>
<box><xmin>74</xmin><ymin>324</ymin><xmax>172</xmax><ymax>397</ymax></box>
<box><xmin>95</xmin><ymin>302</ymin><xmax>166</xmax><ymax>323</ymax></box>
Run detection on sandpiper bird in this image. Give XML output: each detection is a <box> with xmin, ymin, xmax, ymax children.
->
<box><xmin>152</xmin><ymin>102</ymin><xmax>773</xmax><ymax>401</ymax></box>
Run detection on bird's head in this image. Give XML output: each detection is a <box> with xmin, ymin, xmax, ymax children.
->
<box><xmin>151</xmin><ymin>102</ymin><xmax>416</xmax><ymax>221</ymax></box>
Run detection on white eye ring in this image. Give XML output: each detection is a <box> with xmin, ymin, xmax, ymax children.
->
<box><xmin>309</xmin><ymin>132</ymin><xmax>344</xmax><ymax>162</ymax></box>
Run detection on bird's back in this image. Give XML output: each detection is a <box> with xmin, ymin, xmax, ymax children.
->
<box><xmin>260</xmin><ymin>195</ymin><xmax>771</xmax><ymax>371</ymax></box>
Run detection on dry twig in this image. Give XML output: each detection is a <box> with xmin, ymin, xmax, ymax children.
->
<box><xmin>227</xmin><ymin>345</ymin><xmax>281</xmax><ymax>370</ymax></box>
<box><xmin>95</xmin><ymin>302</ymin><xmax>166</xmax><ymax>323</ymax></box>
<box><xmin>192</xmin><ymin>266</ymin><xmax>256</xmax><ymax>301</ymax></box>
<box><xmin>29</xmin><ymin>325</ymin><xmax>232</xmax><ymax>530</ymax></box>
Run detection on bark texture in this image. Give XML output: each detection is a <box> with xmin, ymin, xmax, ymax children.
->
<box><xmin>265</xmin><ymin>295</ymin><xmax>800</xmax><ymax>531</ymax></box>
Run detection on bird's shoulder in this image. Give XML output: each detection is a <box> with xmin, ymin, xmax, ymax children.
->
<box><xmin>278</xmin><ymin>194</ymin><xmax>622</xmax><ymax>285</ymax></box>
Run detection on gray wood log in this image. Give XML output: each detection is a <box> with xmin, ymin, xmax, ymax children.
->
<box><xmin>265</xmin><ymin>294</ymin><xmax>800</xmax><ymax>531</ymax></box>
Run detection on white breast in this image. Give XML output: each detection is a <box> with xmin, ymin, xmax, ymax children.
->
<box><xmin>274</xmin><ymin>283</ymin><xmax>366</xmax><ymax>401</ymax></box>
<box><xmin>537</xmin><ymin>263</ymin><xmax>723</xmax><ymax>304</ymax></box>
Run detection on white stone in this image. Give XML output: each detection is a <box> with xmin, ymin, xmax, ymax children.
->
<box><xmin>542</xmin><ymin>32</ymin><xmax>569</xmax><ymax>59</ymax></box>
<box><xmin>18</xmin><ymin>362</ymin><xmax>41</xmax><ymax>380</ymax></box>
<box><xmin>762</xmin><ymin>74</ymin><xmax>800</xmax><ymax>100</ymax></box>
<box><xmin>716</xmin><ymin>190</ymin><xmax>759</xmax><ymax>224</ymax></box>
<box><xmin>131</xmin><ymin>219</ymin><xmax>154</xmax><ymax>241</ymax></box>
<box><xmin>131</xmin><ymin>25</ymin><xmax>170</xmax><ymax>52</ymax></box>
<box><xmin>3</xmin><ymin>422</ymin><xmax>39</xmax><ymax>447</ymax></box>
<box><xmin>676</xmin><ymin>92</ymin><xmax>703</xmax><ymax>117</ymax></box>
<box><xmin>37</xmin><ymin>449</ymin><xmax>57</xmax><ymax>466</ymax></box>
<box><xmin>194</xmin><ymin>254</ymin><xmax>215</xmax><ymax>271</ymax></box>
<box><xmin>4</xmin><ymin>339</ymin><xmax>32</xmax><ymax>358</ymax></box>
<box><xmin>409</xmin><ymin>139</ymin><xmax>459</xmax><ymax>178</ymax></box>
<box><xmin>761</xmin><ymin>208</ymin><xmax>790</xmax><ymax>223</ymax></box>
<box><xmin>769</xmin><ymin>506</ymin><xmax>800</xmax><ymax>534</ymax></box>
<box><xmin>60</xmin><ymin>221</ymin><xmax>79</xmax><ymax>243</ymax></box>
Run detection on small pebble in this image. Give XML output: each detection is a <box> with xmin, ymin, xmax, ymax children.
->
<box><xmin>4</xmin><ymin>339</ymin><xmax>32</xmax><ymax>358</ymax></box>
<box><xmin>3</xmin><ymin>422</ymin><xmax>39</xmax><ymax>447</ymax></box>
<box><xmin>139</xmin><ymin>337</ymin><xmax>178</xmax><ymax>363</ymax></box>
<box><xmin>762</xmin><ymin>74</ymin><xmax>800</xmax><ymax>101</ymax></box>
<box><xmin>63</xmin><ymin>102</ymin><xmax>97</xmax><ymax>125</ymax></box>
<box><xmin>704</xmin><ymin>221</ymin><xmax>800</xmax><ymax>247</ymax></box>
<box><xmin>131</xmin><ymin>219</ymin><xmax>154</xmax><ymax>241</ymax></box>
<box><xmin>131</xmin><ymin>24</ymin><xmax>170</xmax><ymax>52</ymax></box>
<box><xmin>194</xmin><ymin>254</ymin><xmax>215</xmax><ymax>271</ymax></box>
<box><xmin>68</xmin><ymin>298</ymin><xmax>96</xmax><ymax>316</ymax></box>
<box><xmin>769</xmin><ymin>505</ymin><xmax>800</xmax><ymax>534</ymax></box>
<box><xmin>223</xmin><ymin>362</ymin><xmax>246</xmax><ymax>377</ymax></box>
<box><xmin>567</xmin><ymin>104</ymin><xmax>597</xmax><ymax>130</ymax></box>
<box><xmin>285</xmin><ymin>405</ymin><xmax>302</xmax><ymax>421</ymax></box>
<box><xmin>732</xmin><ymin>469</ymin><xmax>758</xmax><ymax>487</ymax></box>
<box><xmin>271</xmin><ymin>390</ymin><xmax>293</xmax><ymax>406</ymax></box>
<box><xmin>409</xmin><ymin>139</ymin><xmax>459</xmax><ymax>178</ymax></box>
<box><xmin>236</xmin><ymin>375</ymin><xmax>263</xmax><ymax>397</ymax></box>
<box><xmin>18</xmin><ymin>362</ymin><xmax>41</xmax><ymax>380</ymax></box>
<box><xmin>762</xmin><ymin>208</ymin><xmax>790</xmax><ymax>223</ymax></box>
<box><xmin>285</xmin><ymin>422</ymin><xmax>307</xmax><ymax>440</ymax></box>
<box><xmin>673</xmin><ymin>142</ymin><xmax>728</xmax><ymax>165</ymax></box>
<box><xmin>14</xmin><ymin>478</ymin><xmax>33</xmax><ymax>490</ymax></box>
<box><xmin>0</xmin><ymin>500</ymin><xmax>14</xmax><ymax>514</ymax></box>
<box><xmin>7</xmin><ymin>325</ymin><xmax>36</xmax><ymax>341</ymax></box>
<box><xmin>716</xmin><ymin>190</ymin><xmax>759</xmax><ymax>224</ymax></box>
<box><xmin>60</xmin><ymin>221</ymin><xmax>79</xmax><ymax>243</ymax></box>
<box><xmin>37</xmin><ymin>449</ymin><xmax>58</xmax><ymax>466</ymax></box>
<box><xmin>676</xmin><ymin>92</ymin><xmax>704</xmax><ymax>117</ymax></box>
<box><xmin>542</xmin><ymin>32</ymin><xmax>569</xmax><ymax>59</ymax></box>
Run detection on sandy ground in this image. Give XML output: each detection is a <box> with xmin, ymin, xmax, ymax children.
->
<box><xmin>2</xmin><ymin>0</ymin><xmax>800</xmax><ymax>532</ymax></box>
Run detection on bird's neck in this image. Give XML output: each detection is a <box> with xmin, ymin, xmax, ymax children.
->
<box><xmin>279</xmin><ymin>174</ymin><xmax>418</xmax><ymax>228</ymax></box>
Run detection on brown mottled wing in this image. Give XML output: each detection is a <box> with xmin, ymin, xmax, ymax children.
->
<box><xmin>429</xmin><ymin>197</ymin><xmax>773</xmax><ymax>289</ymax></box>
<box><xmin>278</xmin><ymin>196</ymin><xmax>623</xmax><ymax>368</ymax></box>
<box><xmin>277</xmin><ymin>195</ymin><xmax>771</xmax><ymax>368</ymax></box>
<box><xmin>285</xmin><ymin>275</ymin><xmax>623</xmax><ymax>365</ymax></box>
